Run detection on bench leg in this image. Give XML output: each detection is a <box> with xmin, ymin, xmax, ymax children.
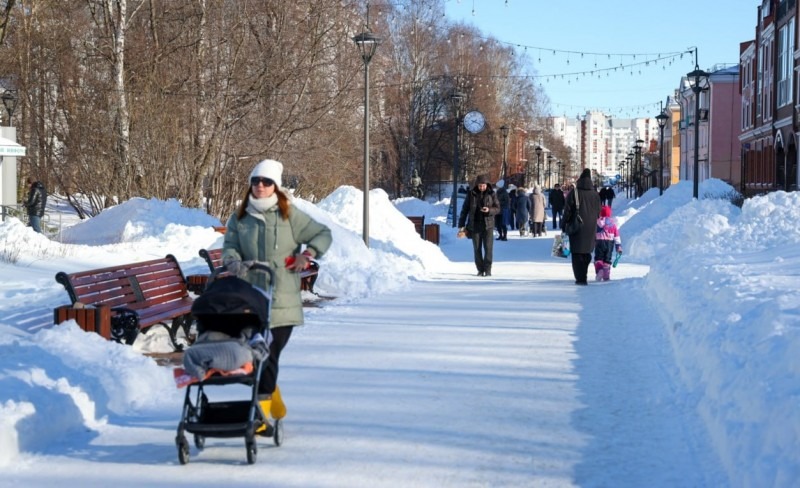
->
<box><xmin>168</xmin><ymin>314</ymin><xmax>194</xmax><ymax>351</ymax></box>
<box><xmin>111</xmin><ymin>312</ymin><xmax>140</xmax><ymax>345</ymax></box>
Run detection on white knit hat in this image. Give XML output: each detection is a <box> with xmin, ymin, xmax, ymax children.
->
<box><xmin>249</xmin><ymin>159</ymin><xmax>283</xmax><ymax>188</ymax></box>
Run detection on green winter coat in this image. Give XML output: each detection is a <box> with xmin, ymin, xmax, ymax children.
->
<box><xmin>222</xmin><ymin>204</ymin><xmax>332</xmax><ymax>329</ymax></box>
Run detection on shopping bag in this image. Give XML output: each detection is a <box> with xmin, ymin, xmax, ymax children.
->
<box><xmin>552</xmin><ymin>233</ymin><xmax>568</xmax><ymax>258</ymax></box>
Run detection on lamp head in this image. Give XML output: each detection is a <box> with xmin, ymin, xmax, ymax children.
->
<box><xmin>534</xmin><ymin>145</ymin><xmax>542</xmax><ymax>156</ymax></box>
<box><xmin>655</xmin><ymin>112</ymin><xmax>668</xmax><ymax>128</ymax></box>
<box><xmin>687</xmin><ymin>66</ymin><xmax>709</xmax><ymax>93</ymax></box>
<box><xmin>352</xmin><ymin>31</ymin><xmax>382</xmax><ymax>63</ymax></box>
<box><xmin>500</xmin><ymin>125</ymin><xmax>510</xmax><ymax>138</ymax></box>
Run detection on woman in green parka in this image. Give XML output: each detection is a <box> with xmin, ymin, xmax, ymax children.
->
<box><xmin>222</xmin><ymin>159</ymin><xmax>332</xmax><ymax>433</ymax></box>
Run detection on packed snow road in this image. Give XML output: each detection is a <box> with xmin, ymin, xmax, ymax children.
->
<box><xmin>5</xmin><ymin>234</ymin><xmax>727</xmax><ymax>487</ymax></box>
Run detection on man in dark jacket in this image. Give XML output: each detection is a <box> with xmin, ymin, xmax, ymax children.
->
<box><xmin>458</xmin><ymin>175</ymin><xmax>500</xmax><ymax>276</ymax></box>
<box><xmin>603</xmin><ymin>185</ymin><xmax>616</xmax><ymax>207</ymax></box>
<box><xmin>562</xmin><ymin>169</ymin><xmax>601</xmax><ymax>285</ymax></box>
<box><xmin>23</xmin><ymin>177</ymin><xmax>47</xmax><ymax>234</ymax></box>
<box><xmin>548</xmin><ymin>183</ymin><xmax>565</xmax><ymax>230</ymax></box>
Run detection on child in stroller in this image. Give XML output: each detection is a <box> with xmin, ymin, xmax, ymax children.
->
<box><xmin>175</xmin><ymin>264</ymin><xmax>282</xmax><ymax>464</ymax></box>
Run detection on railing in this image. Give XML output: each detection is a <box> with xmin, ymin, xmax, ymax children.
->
<box><xmin>0</xmin><ymin>205</ymin><xmax>63</xmax><ymax>241</ymax></box>
<box><xmin>1</xmin><ymin>204</ymin><xmax>26</xmax><ymax>223</ymax></box>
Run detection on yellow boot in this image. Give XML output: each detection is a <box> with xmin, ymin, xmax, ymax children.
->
<box><xmin>271</xmin><ymin>385</ymin><xmax>287</xmax><ymax>420</ymax></box>
<box><xmin>256</xmin><ymin>397</ymin><xmax>273</xmax><ymax>435</ymax></box>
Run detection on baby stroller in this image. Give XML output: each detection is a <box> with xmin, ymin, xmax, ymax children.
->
<box><xmin>175</xmin><ymin>263</ymin><xmax>280</xmax><ymax>465</ymax></box>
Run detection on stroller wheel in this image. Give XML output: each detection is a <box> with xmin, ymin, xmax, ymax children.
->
<box><xmin>177</xmin><ymin>436</ymin><xmax>190</xmax><ymax>465</ymax></box>
<box><xmin>273</xmin><ymin>419</ymin><xmax>284</xmax><ymax>446</ymax></box>
<box><xmin>245</xmin><ymin>440</ymin><xmax>257</xmax><ymax>464</ymax></box>
<box><xmin>194</xmin><ymin>434</ymin><xmax>205</xmax><ymax>450</ymax></box>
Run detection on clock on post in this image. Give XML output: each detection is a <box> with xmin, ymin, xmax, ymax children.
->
<box><xmin>463</xmin><ymin>110</ymin><xmax>485</xmax><ymax>134</ymax></box>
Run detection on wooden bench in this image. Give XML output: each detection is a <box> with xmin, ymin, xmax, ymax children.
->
<box><xmin>407</xmin><ymin>215</ymin><xmax>424</xmax><ymax>238</ymax></box>
<box><xmin>189</xmin><ymin>248</ymin><xmax>320</xmax><ymax>294</ymax></box>
<box><xmin>54</xmin><ymin>254</ymin><xmax>194</xmax><ymax>348</ymax></box>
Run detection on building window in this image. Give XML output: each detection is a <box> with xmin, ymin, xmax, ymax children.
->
<box><xmin>757</xmin><ymin>45</ymin><xmax>764</xmax><ymax>117</ymax></box>
<box><xmin>777</xmin><ymin>19</ymin><xmax>795</xmax><ymax>107</ymax></box>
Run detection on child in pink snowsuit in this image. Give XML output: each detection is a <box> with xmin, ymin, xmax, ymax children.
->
<box><xmin>594</xmin><ymin>205</ymin><xmax>622</xmax><ymax>281</ymax></box>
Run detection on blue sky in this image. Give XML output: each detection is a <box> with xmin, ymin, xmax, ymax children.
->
<box><xmin>445</xmin><ymin>0</ymin><xmax>757</xmax><ymax>119</ymax></box>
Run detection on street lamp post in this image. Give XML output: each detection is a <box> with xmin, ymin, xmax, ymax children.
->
<box><xmin>687</xmin><ymin>64</ymin><xmax>709</xmax><ymax>199</ymax></box>
<box><xmin>634</xmin><ymin>139</ymin><xmax>644</xmax><ymax>198</ymax></box>
<box><xmin>533</xmin><ymin>145</ymin><xmax>542</xmax><ymax>188</ymax></box>
<box><xmin>353</xmin><ymin>31</ymin><xmax>381</xmax><ymax>247</ymax></box>
<box><xmin>655</xmin><ymin>111</ymin><xmax>669</xmax><ymax>195</ymax></box>
<box><xmin>557</xmin><ymin>160</ymin><xmax>563</xmax><ymax>185</ymax></box>
<box><xmin>1</xmin><ymin>90</ymin><xmax>18</xmax><ymax>125</ymax></box>
<box><xmin>534</xmin><ymin>145</ymin><xmax>542</xmax><ymax>188</ymax></box>
<box><xmin>546</xmin><ymin>154</ymin><xmax>553</xmax><ymax>189</ymax></box>
<box><xmin>450</xmin><ymin>91</ymin><xmax>465</xmax><ymax>227</ymax></box>
<box><xmin>626</xmin><ymin>152</ymin><xmax>633</xmax><ymax>198</ymax></box>
<box><xmin>500</xmin><ymin>125</ymin><xmax>510</xmax><ymax>181</ymax></box>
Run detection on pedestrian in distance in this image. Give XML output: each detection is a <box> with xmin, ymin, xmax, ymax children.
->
<box><xmin>529</xmin><ymin>185</ymin><xmax>547</xmax><ymax>237</ymax></box>
<box><xmin>598</xmin><ymin>186</ymin><xmax>609</xmax><ymax>206</ymax></box>
<box><xmin>549</xmin><ymin>183</ymin><xmax>565</xmax><ymax>230</ymax></box>
<box><xmin>494</xmin><ymin>179</ymin><xmax>510</xmax><ymax>241</ymax></box>
<box><xmin>23</xmin><ymin>176</ymin><xmax>47</xmax><ymax>234</ymax></box>
<box><xmin>604</xmin><ymin>185</ymin><xmax>616</xmax><ymax>208</ymax></box>
<box><xmin>514</xmin><ymin>186</ymin><xmax>531</xmax><ymax>236</ymax></box>
<box><xmin>458</xmin><ymin>175</ymin><xmax>500</xmax><ymax>276</ymax></box>
<box><xmin>222</xmin><ymin>159</ymin><xmax>332</xmax><ymax>435</ymax></box>
<box><xmin>508</xmin><ymin>184</ymin><xmax>518</xmax><ymax>230</ymax></box>
<box><xmin>562</xmin><ymin>169</ymin><xmax>601</xmax><ymax>285</ymax></box>
<box><xmin>594</xmin><ymin>205</ymin><xmax>622</xmax><ymax>281</ymax></box>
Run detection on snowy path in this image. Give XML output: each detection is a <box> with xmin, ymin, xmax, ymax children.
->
<box><xmin>264</xmin><ymin>235</ymin><xmax>727</xmax><ymax>486</ymax></box>
<box><xmin>6</xmin><ymin>235</ymin><xmax>728</xmax><ymax>487</ymax></box>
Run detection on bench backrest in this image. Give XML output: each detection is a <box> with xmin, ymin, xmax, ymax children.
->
<box><xmin>199</xmin><ymin>248</ymin><xmax>224</xmax><ymax>273</ymax></box>
<box><xmin>407</xmin><ymin>215</ymin><xmax>424</xmax><ymax>237</ymax></box>
<box><xmin>55</xmin><ymin>255</ymin><xmax>189</xmax><ymax>309</ymax></box>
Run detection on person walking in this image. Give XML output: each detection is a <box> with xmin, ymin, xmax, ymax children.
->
<box><xmin>594</xmin><ymin>205</ymin><xmax>622</xmax><ymax>281</ymax></box>
<box><xmin>222</xmin><ymin>159</ymin><xmax>332</xmax><ymax>434</ymax></box>
<box><xmin>514</xmin><ymin>186</ymin><xmax>531</xmax><ymax>236</ymax></box>
<box><xmin>598</xmin><ymin>186</ymin><xmax>609</xmax><ymax>206</ymax></box>
<box><xmin>549</xmin><ymin>183</ymin><xmax>565</xmax><ymax>230</ymax></box>
<box><xmin>23</xmin><ymin>176</ymin><xmax>47</xmax><ymax>234</ymax></box>
<box><xmin>494</xmin><ymin>179</ymin><xmax>510</xmax><ymax>241</ymax></box>
<box><xmin>508</xmin><ymin>184</ymin><xmax>518</xmax><ymax>230</ymax></box>
<box><xmin>604</xmin><ymin>185</ymin><xmax>616</xmax><ymax>208</ymax></box>
<box><xmin>458</xmin><ymin>175</ymin><xmax>500</xmax><ymax>276</ymax></box>
<box><xmin>562</xmin><ymin>169</ymin><xmax>601</xmax><ymax>285</ymax></box>
<box><xmin>529</xmin><ymin>185</ymin><xmax>547</xmax><ymax>237</ymax></box>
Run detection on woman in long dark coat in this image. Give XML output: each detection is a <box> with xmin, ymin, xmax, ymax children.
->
<box><xmin>458</xmin><ymin>175</ymin><xmax>500</xmax><ymax>276</ymax></box>
<box><xmin>562</xmin><ymin>169</ymin><xmax>601</xmax><ymax>285</ymax></box>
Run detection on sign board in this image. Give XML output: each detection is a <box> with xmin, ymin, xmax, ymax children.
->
<box><xmin>0</xmin><ymin>137</ymin><xmax>25</xmax><ymax>157</ymax></box>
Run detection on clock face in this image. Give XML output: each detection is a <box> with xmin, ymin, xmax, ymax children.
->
<box><xmin>463</xmin><ymin>110</ymin><xmax>485</xmax><ymax>134</ymax></box>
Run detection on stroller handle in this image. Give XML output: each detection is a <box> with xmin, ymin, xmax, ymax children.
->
<box><xmin>211</xmin><ymin>260</ymin><xmax>277</xmax><ymax>296</ymax></box>
<box><xmin>245</xmin><ymin>261</ymin><xmax>276</xmax><ymax>292</ymax></box>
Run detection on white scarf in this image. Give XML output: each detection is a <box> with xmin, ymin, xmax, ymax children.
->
<box><xmin>246</xmin><ymin>194</ymin><xmax>279</xmax><ymax>217</ymax></box>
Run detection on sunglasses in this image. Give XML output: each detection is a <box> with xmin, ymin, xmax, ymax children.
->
<box><xmin>250</xmin><ymin>176</ymin><xmax>275</xmax><ymax>187</ymax></box>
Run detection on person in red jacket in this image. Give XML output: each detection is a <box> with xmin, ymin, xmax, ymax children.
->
<box><xmin>594</xmin><ymin>205</ymin><xmax>622</xmax><ymax>281</ymax></box>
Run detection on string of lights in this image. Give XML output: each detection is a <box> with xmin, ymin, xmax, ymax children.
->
<box><xmin>365</xmin><ymin>0</ymin><xmax>695</xmax><ymax>116</ymax></box>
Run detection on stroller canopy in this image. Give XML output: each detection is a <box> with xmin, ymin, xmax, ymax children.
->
<box><xmin>192</xmin><ymin>276</ymin><xmax>271</xmax><ymax>335</ymax></box>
